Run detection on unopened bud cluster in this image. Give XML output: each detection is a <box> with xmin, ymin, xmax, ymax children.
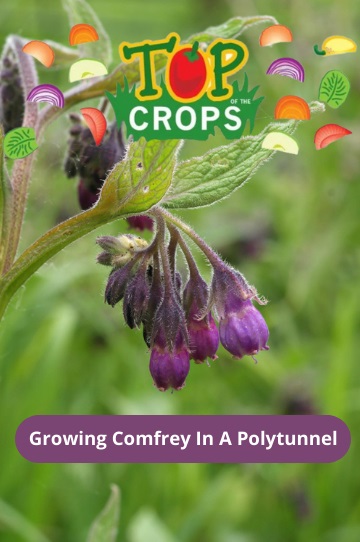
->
<box><xmin>97</xmin><ymin>234</ymin><xmax>149</xmax><ymax>268</ymax></box>
<box><xmin>0</xmin><ymin>53</ymin><xmax>25</xmax><ymax>133</ymax></box>
<box><xmin>97</xmin><ymin>215</ymin><xmax>269</xmax><ymax>392</ymax></box>
<box><xmin>64</xmin><ymin>115</ymin><xmax>154</xmax><ymax>231</ymax></box>
<box><xmin>64</xmin><ymin>115</ymin><xmax>126</xmax><ymax>210</ymax></box>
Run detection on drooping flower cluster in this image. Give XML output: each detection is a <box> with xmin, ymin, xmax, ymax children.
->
<box><xmin>64</xmin><ymin>116</ymin><xmax>154</xmax><ymax>231</ymax></box>
<box><xmin>97</xmin><ymin>212</ymin><xmax>269</xmax><ymax>391</ymax></box>
<box><xmin>64</xmin><ymin>114</ymin><xmax>126</xmax><ymax>210</ymax></box>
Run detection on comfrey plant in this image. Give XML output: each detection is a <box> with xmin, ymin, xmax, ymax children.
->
<box><xmin>0</xmin><ymin>1</ymin><xmax>324</xmax><ymax>390</ymax></box>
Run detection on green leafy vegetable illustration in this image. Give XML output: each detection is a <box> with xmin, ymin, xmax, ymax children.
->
<box><xmin>4</xmin><ymin>127</ymin><xmax>38</xmax><ymax>159</ymax></box>
<box><xmin>318</xmin><ymin>70</ymin><xmax>350</xmax><ymax>109</ymax></box>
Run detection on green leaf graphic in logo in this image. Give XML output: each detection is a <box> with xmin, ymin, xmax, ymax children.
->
<box><xmin>318</xmin><ymin>70</ymin><xmax>350</xmax><ymax>109</ymax></box>
<box><xmin>4</xmin><ymin>128</ymin><xmax>38</xmax><ymax>159</ymax></box>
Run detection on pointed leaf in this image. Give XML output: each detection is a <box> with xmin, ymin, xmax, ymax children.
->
<box><xmin>0</xmin><ymin>498</ymin><xmax>50</xmax><ymax>542</ymax></box>
<box><xmin>98</xmin><ymin>138</ymin><xmax>180</xmax><ymax>216</ymax></box>
<box><xmin>163</xmin><ymin>101</ymin><xmax>325</xmax><ymax>210</ymax></box>
<box><xmin>4</xmin><ymin>127</ymin><xmax>38</xmax><ymax>160</ymax></box>
<box><xmin>62</xmin><ymin>0</ymin><xmax>112</xmax><ymax>65</ymax></box>
<box><xmin>188</xmin><ymin>15</ymin><xmax>278</xmax><ymax>42</ymax></box>
<box><xmin>86</xmin><ymin>485</ymin><xmax>120</xmax><ymax>542</ymax></box>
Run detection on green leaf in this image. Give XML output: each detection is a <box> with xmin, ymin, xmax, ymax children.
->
<box><xmin>0</xmin><ymin>498</ymin><xmax>50</xmax><ymax>542</ymax></box>
<box><xmin>98</xmin><ymin>138</ymin><xmax>180</xmax><ymax>216</ymax></box>
<box><xmin>4</xmin><ymin>128</ymin><xmax>38</xmax><ymax>160</ymax></box>
<box><xmin>86</xmin><ymin>485</ymin><xmax>120</xmax><ymax>542</ymax></box>
<box><xmin>318</xmin><ymin>70</ymin><xmax>350</xmax><ymax>109</ymax></box>
<box><xmin>62</xmin><ymin>0</ymin><xmax>112</xmax><ymax>65</ymax></box>
<box><xmin>188</xmin><ymin>15</ymin><xmax>278</xmax><ymax>42</ymax></box>
<box><xmin>163</xmin><ymin>102</ymin><xmax>325</xmax><ymax>210</ymax></box>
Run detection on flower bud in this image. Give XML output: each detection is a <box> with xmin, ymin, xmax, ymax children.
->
<box><xmin>210</xmin><ymin>265</ymin><xmax>269</xmax><ymax>359</ymax></box>
<box><xmin>151</xmin><ymin>295</ymin><xmax>189</xmax><ymax>351</ymax></box>
<box><xmin>142</xmin><ymin>263</ymin><xmax>164</xmax><ymax>348</ymax></box>
<box><xmin>104</xmin><ymin>260</ymin><xmax>137</xmax><ymax>307</ymax></box>
<box><xmin>77</xmin><ymin>179</ymin><xmax>99</xmax><ymax>210</ymax></box>
<box><xmin>64</xmin><ymin>120</ymin><xmax>126</xmax><ymax>210</ymax></box>
<box><xmin>96</xmin><ymin>251</ymin><xmax>113</xmax><ymax>266</ymax></box>
<box><xmin>96</xmin><ymin>234</ymin><xmax>148</xmax><ymax>271</ymax></box>
<box><xmin>116</xmin><ymin>234</ymin><xmax>148</xmax><ymax>252</ymax></box>
<box><xmin>183</xmin><ymin>275</ymin><xmax>219</xmax><ymax>363</ymax></box>
<box><xmin>211</xmin><ymin>266</ymin><xmax>254</xmax><ymax>320</ymax></box>
<box><xmin>96</xmin><ymin>235</ymin><xmax>126</xmax><ymax>254</ymax></box>
<box><xmin>0</xmin><ymin>54</ymin><xmax>24</xmax><ymax>133</ymax></box>
<box><xmin>183</xmin><ymin>274</ymin><xmax>208</xmax><ymax>316</ymax></box>
<box><xmin>174</xmin><ymin>271</ymin><xmax>183</xmax><ymax>302</ymax></box>
<box><xmin>127</xmin><ymin>215</ymin><xmax>154</xmax><ymax>232</ymax></box>
<box><xmin>219</xmin><ymin>297</ymin><xmax>269</xmax><ymax>359</ymax></box>
<box><xmin>148</xmin><ymin>294</ymin><xmax>190</xmax><ymax>391</ymax></box>
<box><xmin>188</xmin><ymin>312</ymin><xmax>219</xmax><ymax>364</ymax></box>
<box><xmin>122</xmin><ymin>265</ymin><xmax>150</xmax><ymax>329</ymax></box>
<box><xmin>111</xmin><ymin>253</ymin><xmax>132</xmax><ymax>267</ymax></box>
<box><xmin>150</xmin><ymin>327</ymin><xmax>190</xmax><ymax>391</ymax></box>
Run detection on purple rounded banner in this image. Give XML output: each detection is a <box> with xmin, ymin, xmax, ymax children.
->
<box><xmin>16</xmin><ymin>415</ymin><xmax>350</xmax><ymax>464</ymax></box>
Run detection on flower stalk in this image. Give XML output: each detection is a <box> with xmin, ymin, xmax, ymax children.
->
<box><xmin>0</xmin><ymin>36</ymin><xmax>39</xmax><ymax>274</ymax></box>
<box><xmin>158</xmin><ymin>206</ymin><xmax>224</xmax><ymax>268</ymax></box>
<box><xmin>151</xmin><ymin>209</ymin><xmax>174</xmax><ymax>297</ymax></box>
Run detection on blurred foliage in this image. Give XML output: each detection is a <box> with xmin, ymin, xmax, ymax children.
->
<box><xmin>1</xmin><ymin>0</ymin><xmax>360</xmax><ymax>541</ymax></box>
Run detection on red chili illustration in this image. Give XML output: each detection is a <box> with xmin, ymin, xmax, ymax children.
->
<box><xmin>168</xmin><ymin>41</ymin><xmax>207</xmax><ymax>100</ymax></box>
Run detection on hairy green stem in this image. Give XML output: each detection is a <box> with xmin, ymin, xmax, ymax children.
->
<box><xmin>2</xmin><ymin>36</ymin><xmax>39</xmax><ymax>273</ymax></box>
<box><xmin>160</xmin><ymin>208</ymin><xmax>259</xmax><ymax>301</ymax></box>
<box><xmin>167</xmin><ymin>223</ymin><xmax>200</xmax><ymax>280</ymax></box>
<box><xmin>0</xmin><ymin>126</ymin><xmax>11</xmax><ymax>275</ymax></box>
<box><xmin>151</xmin><ymin>209</ymin><xmax>174</xmax><ymax>296</ymax></box>
<box><xmin>159</xmin><ymin>207</ymin><xmax>223</xmax><ymax>267</ymax></box>
<box><xmin>4</xmin><ymin>142</ymin><xmax>36</xmax><ymax>272</ymax></box>
<box><xmin>167</xmin><ymin>228</ymin><xmax>178</xmax><ymax>280</ymax></box>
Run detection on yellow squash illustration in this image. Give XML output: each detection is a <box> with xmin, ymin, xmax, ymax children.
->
<box><xmin>314</xmin><ymin>35</ymin><xmax>357</xmax><ymax>56</ymax></box>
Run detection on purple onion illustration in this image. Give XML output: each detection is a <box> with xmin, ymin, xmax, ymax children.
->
<box><xmin>27</xmin><ymin>84</ymin><xmax>65</xmax><ymax>108</ymax></box>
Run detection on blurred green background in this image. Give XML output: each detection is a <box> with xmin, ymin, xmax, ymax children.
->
<box><xmin>1</xmin><ymin>0</ymin><xmax>360</xmax><ymax>541</ymax></box>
